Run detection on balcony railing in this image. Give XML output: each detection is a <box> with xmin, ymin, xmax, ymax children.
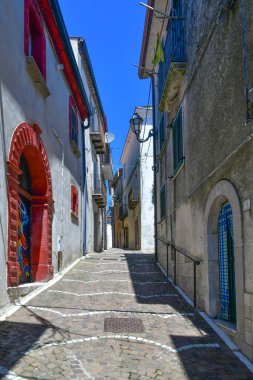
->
<box><xmin>113</xmin><ymin>193</ymin><xmax>122</xmax><ymax>205</ymax></box>
<box><xmin>128</xmin><ymin>187</ymin><xmax>139</xmax><ymax>210</ymax></box>
<box><xmin>92</xmin><ymin>176</ymin><xmax>106</xmax><ymax>208</ymax></box>
<box><xmin>119</xmin><ymin>204</ymin><xmax>128</xmax><ymax>220</ymax></box>
<box><xmin>89</xmin><ymin>114</ymin><xmax>105</xmax><ymax>154</ymax></box>
<box><xmin>158</xmin><ymin>16</ymin><xmax>186</xmax><ymax>112</ymax></box>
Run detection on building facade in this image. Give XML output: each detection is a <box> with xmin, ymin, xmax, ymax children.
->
<box><xmin>0</xmin><ymin>0</ymin><xmax>108</xmax><ymax>310</ymax></box>
<box><xmin>111</xmin><ymin>169</ymin><xmax>124</xmax><ymax>248</ymax></box>
<box><xmin>139</xmin><ymin>0</ymin><xmax>253</xmax><ymax>360</ymax></box>
<box><xmin>112</xmin><ymin>107</ymin><xmax>154</xmax><ymax>252</ymax></box>
<box><xmin>71</xmin><ymin>37</ymin><xmax>111</xmax><ymax>254</ymax></box>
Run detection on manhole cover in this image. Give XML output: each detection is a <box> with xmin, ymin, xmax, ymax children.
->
<box><xmin>104</xmin><ymin>318</ymin><xmax>144</xmax><ymax>333</ymax></box>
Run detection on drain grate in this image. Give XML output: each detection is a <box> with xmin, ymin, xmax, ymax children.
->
<box><xmin>104</xmin><ymin>318</ymin><xmax>144</xmax><ymax>333</ymax></box>
<box><xmin>102</xmin><ymin>258</ymin><xmax>120</xmax><ymax>261</ymax></box>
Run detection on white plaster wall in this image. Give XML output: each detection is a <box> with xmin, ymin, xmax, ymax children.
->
<box><xmin>84</xmin><ymin>129</ymin><xmax>95</xmax><ymax>254</ymax></box>
<box><xmin>107</xmin><ymin>223</ymin><xmax>112</xmax><ymax>249</ymax></box>
<box><xmin>138</xmin><ymin>108</ymin><xmax>154</xmax><ymax>253</ymax></box>
<box><xmin>0</xmin><ymin>0</ymin><xmax>84</xmax><ymax>306</ymax></box>
<box><xmin>120</xmin><ymin>107</ymin><xmax>154</xmax><ymax>252</ymax></box>
<box><xmin>70</xmin><ymin>38</ymin><xmax>105</xmax><ymax>255</ymax></box>
<box><xmin>121</xmin><ymin>128</ymin><xmax>140</xmax><ymax>190</ymax></box>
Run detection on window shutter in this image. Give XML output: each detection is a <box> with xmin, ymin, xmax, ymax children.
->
<box><xmin>173</xmin><ymin>108</ymin><xmax>183</xmax><ymax>172</ymax></box>
<box><xmin>160</xmin><ymin>184</ymin><xmax>166</xmax><ymax>220</ymax></box>
<box><xmin>24</xmin><ymin>0</ymin><xmax>46</xmax><ymax>79</ymax></box>
<box><xmin>69</xmin><ymin>96</ymin><xmax>78</xmax><ymax>145</ymax></box>
<box><xmin>71</xmin><ymin>185</ymin><xmax>78</xmax><ymax>216</ymax></box>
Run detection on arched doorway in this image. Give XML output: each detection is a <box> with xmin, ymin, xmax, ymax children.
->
<box><xmin>7</xmin><ymin>122</ymin><xmax>54</xmax><ymax>287</ymax></box>
<box><xmin>203</xmin><ymin>180</ymin><xmax>243</xmax><ymax>328</ymax></box>
<box><xmin>218</xmin><ymin>202</ymin><xmax>236</xmax><ymax>323</ymax></box>
<box><xmin>17</xmin><ymin>154</ymin><xmax>32</xmax><ymax>283</ymax></box>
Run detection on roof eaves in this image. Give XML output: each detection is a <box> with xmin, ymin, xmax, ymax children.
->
<box><xmin>138</xmin><ymin>0</ymin><xmax>155</xmax><ymax>79</ymax></box>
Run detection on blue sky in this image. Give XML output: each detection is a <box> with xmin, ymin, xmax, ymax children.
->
<box><xmin>59</xmin><ymin>0</ymin><xmax>151</xmax><ymax>171</ymax></box>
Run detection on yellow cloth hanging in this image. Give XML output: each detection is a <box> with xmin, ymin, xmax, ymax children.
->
<box><xmin>152</xmin><ymin>33</ymin><xmax>164</xmax><ymax>66</ymax></box>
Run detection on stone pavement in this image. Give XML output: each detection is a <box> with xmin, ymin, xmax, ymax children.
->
<box><xmin>0</xmin><ymin>249</ymin><xmax>253</xmax><ymax>380</ymax></box>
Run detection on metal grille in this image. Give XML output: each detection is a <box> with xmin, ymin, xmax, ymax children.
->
<box><xmin>218</xmin><ymin>202</ymin><xmax>236</xmax><ymax>323</ymax></box>
<box><xmin>104</xmin><ymin>318</ymin><xmax>144</xmax><ymax>333</ymax></box>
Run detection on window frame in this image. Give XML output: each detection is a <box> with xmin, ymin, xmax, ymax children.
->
<box><xmin>160</xmin><ymin>183</ymin><xmax>167</xmax><ymax>220</ymax></box>
<box><xmin>69</xmin><ymin>96</ymin><xmax>79</xmax><ymax>146</ymax></box>
<box><xmin>71</xmin><ymin>185</ymin><xmax>79</xmax><ymax>217</ymax></box>
<box><xmin>159</xmin><ymin>114</ymin><xmax>165</xmax><ymax>150</ymax></box>
<box><xmin>173</xmin><ymin>107</ymin><xmax>184</xmax><ymax>174</ymax></box>
<box><xmin>24</xmin><ymin>0</ymin><xmax>46</xmax><ymax>79</ymax></box>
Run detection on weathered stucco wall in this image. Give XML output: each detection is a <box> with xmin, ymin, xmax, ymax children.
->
<box><xmin>154</xmin><ymin>1</ymin><xmax>253</xmax><ymax>360</ymax></box>
<box><xmin>0</xmin><ymin>0</ymin><xmax>84</xmax><ymax>306</ymax></box>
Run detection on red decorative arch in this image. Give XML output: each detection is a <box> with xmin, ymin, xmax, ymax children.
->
<box><xmin>7</xmin><ymin>122</ymin><xmax>54</xmax><ymax>287</ymax></box>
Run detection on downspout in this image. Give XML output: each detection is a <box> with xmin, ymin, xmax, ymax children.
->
<box><xmin>52</xmin><ymin>129</ymin><xmax>64</xmax><ymax>267</ymax></box>
<box><xmin>151</xmin><ymin>76</ymin><xmax>158</xmax><ymax>262</ymax></box>
<box><xmin>82</xmin><ymin>118</ymin><xmax>90</xmax><ymax>255</ymax></box>
<box><xmin>241</xmin><ymin>0</ymin><xmax>252</xmax><ymax>123</ymax></box>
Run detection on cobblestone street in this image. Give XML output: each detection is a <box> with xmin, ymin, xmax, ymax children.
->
<box><xmin>0</xmin><ymin>249</ymin><xmax>253</xmax><ymax>380</ymax></box>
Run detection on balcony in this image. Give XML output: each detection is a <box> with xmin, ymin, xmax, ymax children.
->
<box><xmin>92</xmin><ymin>176</ymin><xmax>106</xmax><ymax>208</ymax></box>
<box><xmin>119</xmin><ymin>204</ymin><xmax>128</xmax><ymax>220</ymax></box>
<box><xmin>26</xmin><ymin>56</ymin><xmax>50</xmax><ymax>98</ymax></box>
<box><xmin>89</xmin><ymin>114</ymin><xmax>106</xmax><ymax>154</ymax></box>
<box><xmin>90</xmin><ymin>131</ymin><xmax>105</xmax><ymax>154</ymax></box>
<box><xmin>128</xmin><ymin>187</ymin><xmax>139</xmax><ymax>210</ymax></box>
<box><xmin>158</xmin><ymin>17</ymin><xmax>186</xmax><ymax>113</ymax></box>
<box><xmin>113</xmin><ymin>193</ymin><xmax>122</xmax><ymax>205</ymax></box>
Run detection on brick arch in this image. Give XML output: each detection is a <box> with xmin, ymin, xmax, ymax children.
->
<box><xmin>7</xmin><ymin>122</ymin><xmax>54</xmax><ymax>287</ymax></box>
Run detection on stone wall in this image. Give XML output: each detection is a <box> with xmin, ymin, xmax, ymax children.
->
<box><xmin>155</xmin><ymin>0</ymin><xmax>253</xmax><ymax>360</ymax></box>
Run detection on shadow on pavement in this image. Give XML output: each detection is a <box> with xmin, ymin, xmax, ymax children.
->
<box><xmin>0</xmin><ymin>320</ymin><xmax>47</xmax><ymax>379</ymax></box>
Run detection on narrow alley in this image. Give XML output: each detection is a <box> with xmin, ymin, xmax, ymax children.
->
<box><xmin>0</xmin><ymin>249</ymin><xmax>252</xmax><ymax>380</ymax></box>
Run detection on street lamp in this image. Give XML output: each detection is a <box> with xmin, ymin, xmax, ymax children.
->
<box><xmin>130</xmin><ymin>112</ymin><xmax>154</xmax><ymax>143</ymax></box>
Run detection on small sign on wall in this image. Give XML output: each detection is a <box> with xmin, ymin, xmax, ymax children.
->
<box><xmin>243</xmin><ymin>198</ymin><xmax>251</xmax><ymax>212</ymax></box>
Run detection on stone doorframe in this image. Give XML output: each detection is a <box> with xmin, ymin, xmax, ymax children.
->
<box><xmin>203</xmin><ymin>180</ymin><xmax>244</xmax><ymax>331</ymax></box>
<box><xmin>204</xmin><ymin>180</ymin><xmax>244</xmax><ymax>331</ymax></box>
<box><xmin>7</xmin><ymin>122</ymin><xmax>54</xmax><ymax>287</ymax></box>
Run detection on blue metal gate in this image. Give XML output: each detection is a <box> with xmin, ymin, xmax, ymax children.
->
<box><xmin>218</xmin><ymin>202</ymin><xmax>236</xmax><ymax>323</ymax></box>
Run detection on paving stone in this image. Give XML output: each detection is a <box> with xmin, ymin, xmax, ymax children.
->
<box><xmin>0</xmin><ymin>249</ymin><xmax>252</xmax><ymax>379</ymax></box>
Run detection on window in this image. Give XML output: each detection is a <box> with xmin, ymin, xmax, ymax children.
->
<box><xmin>69</xmin><ymin>96</ymin><xmax>78</xmax><ymax>146</ymax></box>
<box><xmin>24</xmin><ymin>0</ymin><xmax>46</xmax><ymax>79</ymax></box>
<box><xmin>71</xmin><ymin>185</ymin><xmax>78</xmax><ymax>217</ymax></box>
<box><xmin>160</xmin><ymin>153</ymin><xmax>166</xmax><ymax>184</ymax></box>
<box><xmin>160</xmin><ymin>184</ymin><xmax>166</xmax><ymax>220</ymax></box>
<box><xmin>173</xmin><ymin>108</ymin><xmax>184</xmax><ymax>173</ymax></box>
<box><xmin>159</xmin><ymin>114</ymin><xmax>165</xmax><ymax>150</ymax></box>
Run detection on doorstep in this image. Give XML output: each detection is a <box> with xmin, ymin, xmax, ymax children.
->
<box><xmin>215</xmin><ymin>319</ymin><xmax>237</xmax><ymax>334</ymax></box>
<box><xmin>7</xmin><ymin>282</ymin><xmax>43</xmax><ymax>302</ymax></box>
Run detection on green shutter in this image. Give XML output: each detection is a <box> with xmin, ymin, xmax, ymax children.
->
<box><xmin>159</xmin><ymin>114</ymin><xmax>165</xmax><ymax>149</ymax></box>
<box><xmin>160</xmin><ymin>184</ymin><xmax>166</xmax><ymax>219</ymax></box>
<box><xmin>173</xmin><ymin>108</ymin><xmax>183</xmax><ymax>172</ymax></box>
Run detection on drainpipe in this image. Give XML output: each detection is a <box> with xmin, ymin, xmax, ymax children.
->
<box><xmin>81</xmin><ymin>118</ymin><xmax>90</xmax><ymax>255</ymax></box>
<box><xmin>52</xmin><ymin>129</ymin><xmax>64</xmax><ymax>267</ymax></box>
<box><xmin>241</xmin><ymin>0</ymin><xmax>252</xmax><ymax>123</ymax></box>
<box><xmin>151</xmin><ymin>76</ymin><xmax>158</xmax><ymax>261</ymax></box>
